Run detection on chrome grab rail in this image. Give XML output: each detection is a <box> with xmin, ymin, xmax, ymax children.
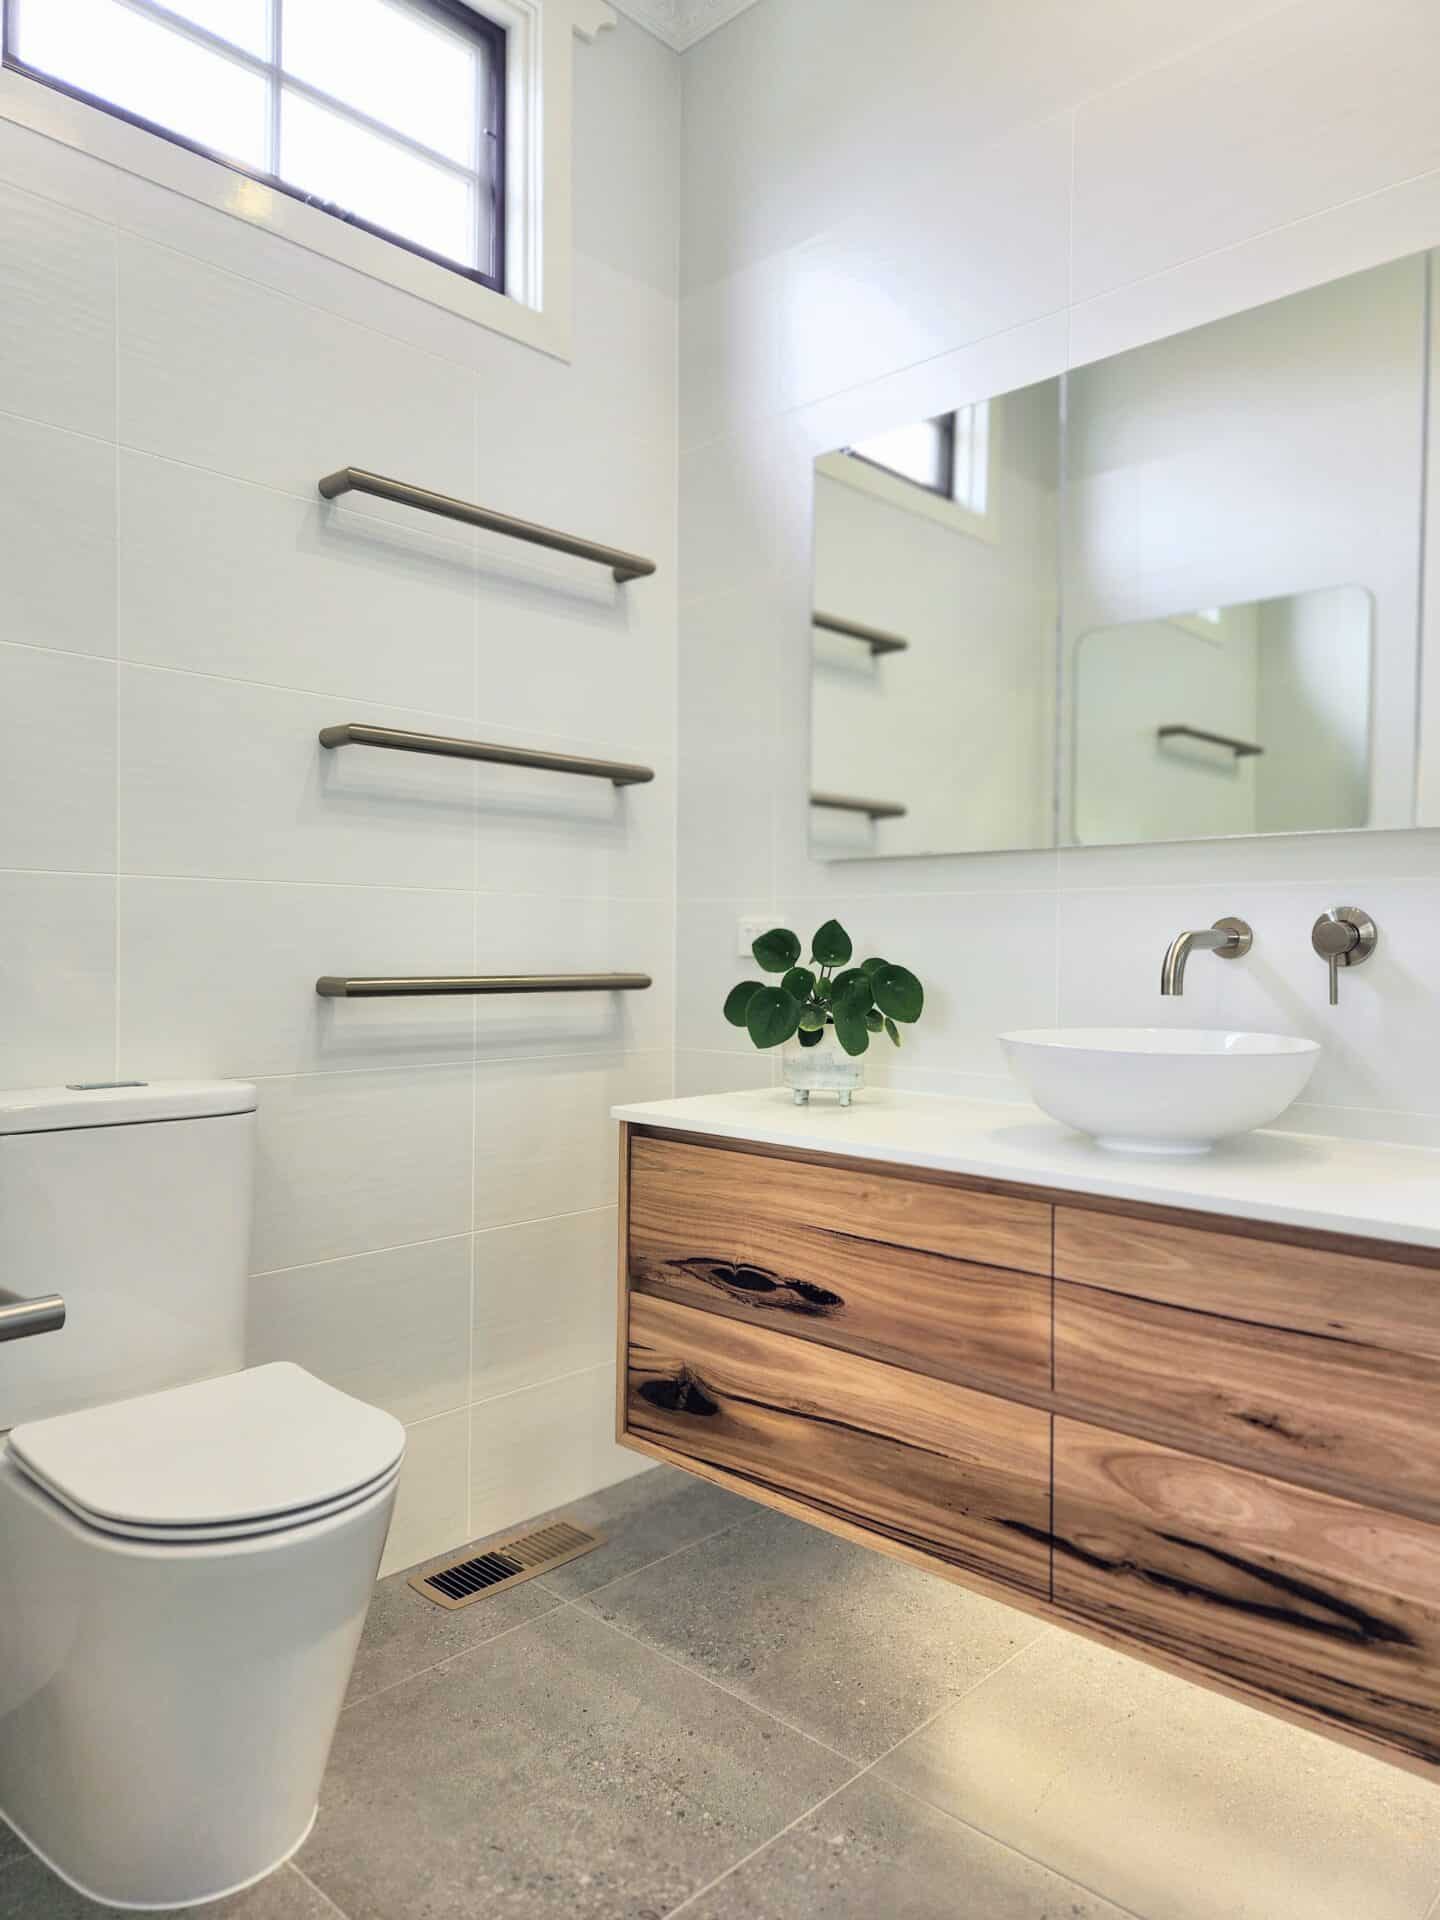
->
<box><xmin>319</xmin><ymin>723</ymin><xmax>654</xmax><ymax>787</ymax></box>
<box><xmin>813</xmin><ymin>611</ymin><xmax>909</xmax><ymax>655</ymax></box>
<box><xmin>0</xmin><ymin>1288</ymin><xmax>66</xmax><ymax>1343</ymax></box>
<box><xmin>317</xmin><ymin>467</ymin><xmax>657</xmax><ymax>583</ymax></box>
<box><xmin>810</xmin><ymin>792</ymin><xmax>908</xmax><ymax>821</ymax></box>
<box><xmin>1157</xmin><ymin>724</ymin><xmax>1264</xmax><ymax>758</ymax></box>
<box><xmin>317</xmin><ymin>973</ymin><xmax>652</xmax><ymax>998</ymax></box>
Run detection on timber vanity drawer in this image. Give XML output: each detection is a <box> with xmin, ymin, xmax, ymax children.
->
<box><xmin>614</xmin><ymin>1112</ymin><xmax>1440</xmax><ymax>1782</ymax></box>
<box><xmin>1054</xmin><ymin>1208</ymin><xmax>1440</xmax><ymax>1516</ymax></box>
<box><xmin>1052</xmin><ymin>1418</ymin><xmax>1440</xmax><ymax>1770</ymax></box>
<box><xmin>626</xmin><ymin>1292</ymin><xmax>1052</xmax><ymax>1598</ymax></box>
<box><xmin>627</xmin><ymin>1134</ymin><xmax>1052</xmax><ymax>1394</ymax></box>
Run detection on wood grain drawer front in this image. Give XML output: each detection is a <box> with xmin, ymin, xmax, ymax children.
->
<box><xmin>1055</xmin><ymin>1281</ymin><xmax>1440</xmax><ymax>1517</ymax></box>
<box><xmin>632</xmin><ymin>1135</ymin><xmax>1052</xmax><ymax>1273</ymax></box>
<box><xmin>1053</xmin><ymin>1419</ymin><xmax>1440</xmax><ymax>1770</ymax></box>
<box><xmin>626</xmin><ymin>1293</ymin><xmax>1051</xmax><ymax>1599</ymax></box>
<box><xmin>630</xmin><ymin>1175</ymin><xmax>1050</xmax><ymax>1396</ymax></box>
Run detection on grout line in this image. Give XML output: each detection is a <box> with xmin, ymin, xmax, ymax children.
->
<box><xmin>658</xmin><ymin>1634</ymin><xmax>1050</xmax><ymax>1920</ymax></box>
<box><xmin>287</xmin><ymin>1861</ymin><xmax>352</xmax><ymax>1919</ymax></box>
<box><xmin>535</xmin><ymin>1506</ymin><xmax>765</xmax><ymax>1604</ymax></box>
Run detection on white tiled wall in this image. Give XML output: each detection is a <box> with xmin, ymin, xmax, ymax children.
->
<box><xmin>675</xmin><ymin>0</ymin><xmax>1440</xmax><ymax>1147</ymax></box>
<box><xmin>0</xmin><ymin>17</ymin><xmax>674</xmax><ymax>1573</ymax></box>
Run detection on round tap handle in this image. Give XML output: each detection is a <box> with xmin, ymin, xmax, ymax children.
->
<box><xmin>1311</xmin><ymin>907</ymin><xmax>1377</xmax><ymax>1006</ymax></box>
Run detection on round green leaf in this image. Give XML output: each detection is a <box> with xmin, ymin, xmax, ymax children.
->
<box><xmin>723</xmin><ymin>980</ymin><xmax>764</xmax><ymax>1028</ymax></box>
<box><xmin>873</xmin><ymin>964</ymin><xmax>924</xmax><ymax>1024</ymax></box>
<box><xmin>860</xmin><ymin>956</ymin><xmax>888</xmax><ymax>979</ymax></box>
<box><xmin>797</xmin><ymin>1006</ymin><xmax>826</xmax><ymax>1031</ymax></box>
<box><xmin>831</xmin><ymin>998</ymin><xmax>871</xmax><ymax>1056</ymax></box>
<box><xmin>797</xmin><ymin>1024</ymin><xmax>824</xmax><ymax>1048</ymax></box>
<box><xmin>751</xmin><ymin>926</ymin><xmax>802</xmax><ymax>974</ymax></box>
<box><xmin>745</xmin><ymin>986</ymin><xmax>802</xmax><ymax>1049</ymax></box>
<box><xmin>780</xmin><ymin>966</ymin><xmax>817</xmax><ymax>1002</ymax></box>
<box><xmin>866</xmin><ymin>1009</ymin><xmax>884</xmax><ymax>1032</ymax></box>
<box><xmin>884</xmin><ymin>1017</ymin><xmax>901</xmax><ymax>1047</ymax></box>
<box><xmin>810</xmin><ymin>919</ymin><xmax>853</xmax><ymax>967</ymax></box>
<box><xmin>830</xmin><ymin>967</ymin><xmax>871</xmax><ymax>1003</ymax></box>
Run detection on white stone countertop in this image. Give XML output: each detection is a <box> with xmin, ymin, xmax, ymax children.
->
<box><xmin>612</xmin><ymin>1086</ymin><xmax>1440</xmax><ymax>1250</ymax></box>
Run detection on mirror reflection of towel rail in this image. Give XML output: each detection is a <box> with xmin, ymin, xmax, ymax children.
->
<box><xmin>810</xmin><ymin>793</ymin><xmax>908</xmax><ymax>820</ymax></box>
<box><xmin>1157</xmin><ymin>724</ymin><xmax>1264</xmax><ymax>758</ymax></box>
<box><xmin>319</xmin><ymin>723</ymin><xmax>654</xmax><ymax>786</ymax></box>
<box><xmin>317</xmin><ymin>467</ymin><xmax>656</xmax><ymax>584</ymax></box>
<box><xmin>317</xmin><ymin>974</ymin><xmax>653</xmax><ymax>998</ymax></box>
<box><xmin>812</xmin><ymin>612</ymin><xmax>910</xmax><ymax>655</ymax></box>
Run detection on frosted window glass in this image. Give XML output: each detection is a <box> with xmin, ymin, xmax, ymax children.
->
<box><xmin>163</xmin><ymin>0</ymin><xmax>271</xmax><ymax>56</ymax></box>
<box><xmin>281</xmin><ymin>89</ymin><xmax>475</xmax><ymax>268</ymax></box>
<box><xmin>283</xmin><ymin>0</ymin><xmax>480</xmax><ymax>165</ymax></box>
<box><xmin>849</xmin><ymin>420</ymin><xmax>948</xmax><ymax>493</ymax></box>
<box><xmin>12</xmin><ymin>0</ymin><xmax>269</xmax><ymax>169</ymax></box>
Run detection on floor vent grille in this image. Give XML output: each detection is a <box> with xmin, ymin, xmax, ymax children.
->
<box><xmin>409</xmin><ymin>1520</ymin><xmax>603</xmax><ymax>1610</ymax></box>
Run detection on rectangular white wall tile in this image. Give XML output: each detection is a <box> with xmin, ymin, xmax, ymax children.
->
<box><xmin>471</xmin><ymin>1207</ymin><xmax>617</xmax><ymax>1403</ymax></box>
<box><xmin>117</xmin><ymin>876</ymin><xmax>476</xmax><ymax>1079</ymax></box>
<box><xmin>0</xmin><ymin>181</ymin><xmax>115</xmax><ymax>437</ymax></box>
<box><xmin>246</xmin><ymin>1236</ymin><xmax>471</xmax><ymax>1424</ymax></box>
<box><xmin>472</xmin><ymin>1051</ymin><xmax>672</xmax><ymax>1228</ymax></box>
<box><xmin>379</xmin><ymin>1409</ymin><xmax>470</xmax><ymax>1578</ymax></box>
<box><xmin>0</xmin><ymin>872</ymin><xmax>115</xmax><ymax>1087</ymax></box>
<box><xmin>1071</xmin><ymin>0</ymin><xmax>1440</xmax><ymax>302</ymax></box>
<box><xmin>117</xmin><ymin>452</ymin><xmax>478</xmax><ymax>715</ymax></box>
<box><xmin>250</xmin><ymin>1066</ymin><xmax>473</xmax><ymax>1273</ymax></box>
<box><xmin>468</xmin><ymin>1363</ymin><xmax>649</xmax><ymax>1541</ymax></box>
<box><xmin>0</xmin><ymin>413</ymin><xmax>116</xmax><ymax>658</ymax></box>
<box><xmin>117</xmin><ymin>668</ymin><xmax>478</xmax><ymax>891</ymax></box>
<box><xmin>116</xmin><ymin>236</ymin><xmax>475</xmax><ymax>507</ymax></box>
<box><xmin>470</xmin><ymin>893</ymin><xmax>673</xmax><ymax>1060</ymax></box>
<box><xmin>0</xmin><ymin>646</ymin><xmax>115</xmax><ymax>873</ymax></box>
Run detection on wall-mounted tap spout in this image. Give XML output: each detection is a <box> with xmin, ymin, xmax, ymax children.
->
<box><xmin>1160</xmin><ymin>918</ymin><xmax>1253</xmax><ymax>995</ymax></box>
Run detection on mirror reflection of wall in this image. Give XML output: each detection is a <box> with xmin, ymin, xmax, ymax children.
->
<box><xmin>808</xmin><ymin>248</ymin><xmax>1430</xmax><ymax>861</ymax></box>
<box><xmin>809</xmin><ymin>378</ymin><xmax>1061</xmax><ymax>859</ymax></box>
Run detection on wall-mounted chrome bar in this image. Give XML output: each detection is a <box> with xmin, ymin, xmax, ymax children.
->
<box><xmin>319</xmin><ymin>723</ymin><xmax>654</xmax><ymax>787</ymax></box>
<box><xmin>317</xmin><ymin>467</ymin><xmax>657</xmax><ymax>584</ymax></box>
<box><xmin>1158</xmin><ymin>724</ymin><xmax>1264</xmax><ymax>758</ymax></box>
<box><xmin>810</xmin><ymin>792</ymin><xmax>908</xmax><ymax>821</ymax></box>
<box><xmin>813</xmin><ymin>611</ymin><xmax>909</xmax><ymax>655</ymax></box>
<box><xmin>0</xmin><ymin>1287</ymin><xmax>66</xmax><ymax>1343</ymax></box>
<box><xmin>317</xmin><ymin>973</ymin><xmax>652</xmax><ymax>998</ymax></box>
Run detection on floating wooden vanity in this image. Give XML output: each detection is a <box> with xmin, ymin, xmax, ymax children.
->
<box><xmin>613</xmin><ymin>1107</ymin><xmax>1440</xmax><ymax>1782</ymax></box>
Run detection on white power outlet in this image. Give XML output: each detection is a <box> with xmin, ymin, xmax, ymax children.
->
<box><xmin>736</xmin><ymin>915</ymin><xmax>778</xmax><ymax>960</ymax></box>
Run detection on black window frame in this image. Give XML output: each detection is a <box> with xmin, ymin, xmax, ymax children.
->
<box><xmin>846</xmin><ymin>412</ymin><xmax>957</xmax><ymax>500</ymax></box>
<box><xmin>1</xmin><ymin>0</ymin><xmax>508</xmax><ymax>294</ymax></box>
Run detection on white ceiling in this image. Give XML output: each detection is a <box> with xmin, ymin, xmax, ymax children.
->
<box><xmin>610</xmin><ymin>0</ymin><xmax>766</xmax><ymax>51</ymax></box>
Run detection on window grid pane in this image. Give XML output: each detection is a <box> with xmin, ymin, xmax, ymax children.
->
<box><xmin>3</xmin><ymin>0</ymin><xmax>505</xmax><ymax>290</ymax></box>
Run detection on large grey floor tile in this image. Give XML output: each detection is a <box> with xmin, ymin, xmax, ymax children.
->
<box><xmin>876</xmin><ymin>1629</ymin><xmax>1440</xmax><ymax>1920</ymax></box>
<box><xmin>580</xmin><ymin>1507</ymin><xmax>1049</xmax><ymax>1761</ymax></box>
<box><xmin>0</xmin><ymin>1820</ymin><xmax>25</xmax><ymax>1871</ymax></box>
<box><xmin>683</xmin><ymin>1774</ymin><xmax>1133</xmax><ymax>1920</ymax></box>
<box><xmin>346</xmin><ymin>1544</ymin><xmax>559</xmax><ymax>1707</ymax></box>
<box><xmin>300</xmin><ymin>1604</ymin><xmax>851</xmax><ymax>1920</ymax></box>
<box><xmin>0</xmin><ymin>1855</ymin><xmax>335</xmax><ymax>1918</ymax></box>
<box><xmin>532</xmin><ymin>1464</ymin><xmax>761</xmax><ymax>1599</ymax></box>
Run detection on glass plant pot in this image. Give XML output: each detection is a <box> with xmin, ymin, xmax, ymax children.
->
<box><xmin>782</xmin><ymin>1033</ymin><xmax>864</xmax><ymax>1107</ymax></box>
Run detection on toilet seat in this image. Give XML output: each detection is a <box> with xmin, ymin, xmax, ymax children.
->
<box><xmin>7</xmin><ymin>1362</ymin><xmax>406</xmax><ymax>1545</ymax></box>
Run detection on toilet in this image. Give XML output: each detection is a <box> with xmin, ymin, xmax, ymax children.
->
<box><xmin>0</xmin><ymin>1081</ymin><xmax>405</xmax><ymax>1911</ymax></box>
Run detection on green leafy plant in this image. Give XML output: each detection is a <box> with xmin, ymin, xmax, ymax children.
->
<box><xmin>723</xmin><ymin>920</ymin><xmax>925</xmax><ymax>1057</ymax></box>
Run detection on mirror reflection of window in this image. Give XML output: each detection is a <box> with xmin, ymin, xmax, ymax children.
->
<box><xmin>845</xmin><ymin>403</ymin><xmax>990</xmax><ymax>516</ymax></box>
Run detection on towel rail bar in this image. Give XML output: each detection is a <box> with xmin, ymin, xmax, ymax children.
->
<box><xmin>319</xmin><ymin>723</ymin><xmax>653</xmax><ymax>786</ymax></box>
<box><xmin>317</xmin><ymin>973</ymin><xmax>652</xmax><ymax>998</ymax></box>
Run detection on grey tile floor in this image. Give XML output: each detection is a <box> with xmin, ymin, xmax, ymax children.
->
<box><xmin>5</xmin><ymin>1465</ymin><xmax>1440</xmax><ymax>1920</ymax></box>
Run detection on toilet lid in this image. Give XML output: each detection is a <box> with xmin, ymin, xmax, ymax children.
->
<box><xmin>8</xmin><ymin>1363</ymin><xmax>406</xmax><ymax>1535</ymax></box>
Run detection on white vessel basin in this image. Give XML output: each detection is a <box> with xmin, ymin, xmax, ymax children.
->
<box><xmin>999</xmin><ymin>1028</ymin><xmax>1321</xmax><ymax>1154</ymax></box>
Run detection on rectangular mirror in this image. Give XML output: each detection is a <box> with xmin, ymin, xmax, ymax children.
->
<box><xmin>809</xmin><ymin>249</ymin><xmax>1430</xmax><ymax>859</ymax></box>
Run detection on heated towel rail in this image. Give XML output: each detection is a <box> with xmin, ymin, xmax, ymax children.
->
<box><xmin>810</xmin><ymin>792</ymin><xmax>907</xmax><ymax>821</ymax></box>
<box><xmin>319</xmin><ymin>723</ymin><xmax>654</xmax><ymax>787</ymax></box>
<box><xmin>317</xmin><ymin>974</ymin><xmax>652</xmax><ymax>998</ymax></box>
<box><xmin>813</xmin><ymin>612</ymin><xmax>909</xmax><ymax>655</ymax></box>
<box><xmin>1157</xmin><ymin>724</ymin><xmax>1264</xmax><ymax>759</ymax></box>
<box><xmin>317</xmin><ymin>468</ymin><xmax>657</xmax><ymax>583</ymax></box>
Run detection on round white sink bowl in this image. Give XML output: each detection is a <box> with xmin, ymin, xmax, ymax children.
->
<box><xmin>999</xmin><ymin>1027</ymin><xmax>1321</xmax><ymax>1155</ymax></box>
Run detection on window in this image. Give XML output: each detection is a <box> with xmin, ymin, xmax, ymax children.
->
<box><xmin>3</xmin><ymin>0</ymin><xmax>506</xmax><ymax>289</ymax></box>
<box><xmin>846</xmin><ymin>402</ymin><xmax>990</xmax><ymax>514</ymax></box>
